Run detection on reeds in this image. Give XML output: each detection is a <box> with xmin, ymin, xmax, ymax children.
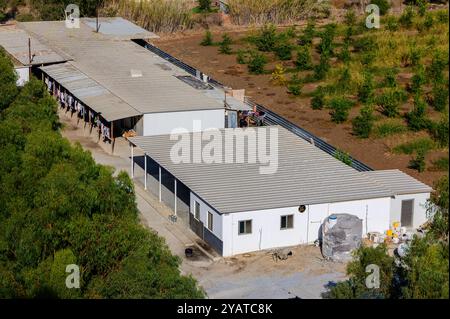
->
<box><xmin>109</xmin><ymin>0</ymin><xmax>194</xmax><ymax>33</ymax></box>
<box><xmin>226</xmin><ymin>0</ymin><xmax>330</xmax><ymax>25</ymax></box>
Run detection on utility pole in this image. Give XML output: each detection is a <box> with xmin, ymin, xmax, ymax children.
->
<box><xmin>28</xmin><ymin>37</ymin><xmax>32</xmax><ymax>78</ymax></box>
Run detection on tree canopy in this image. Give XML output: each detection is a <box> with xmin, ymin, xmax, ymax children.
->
<box><xmin>0</xmin><ymin>51</ymin><xmax>204</xmax><ymax>298</ymax></box>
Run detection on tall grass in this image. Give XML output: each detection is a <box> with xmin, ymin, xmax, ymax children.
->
<box><xmin>109</xmin><ymin>0</ymin><xmax>194</xmax><ymax>33</ymax></box>
<box><xmin>226</xmin><ymin>0</ymin><xmax>330</xmax><ymax>25</ymax></box>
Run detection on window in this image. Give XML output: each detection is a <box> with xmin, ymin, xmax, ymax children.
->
<box><xmin>238</xmin><ymin>220</ymin><xmax>252</xmax><ymax>235</ymax></box>
<box><xmin>280</xmin><ymin>215</ymin><xmax>294</xmax><ymax>230</ymax></box>
<box><xmin>194</xmin><ymin>201</ymin><xmax>200</xmax><ymax>220</ymax></box>
<box><xmin>207</xmin><ymin>211</ymin><xmax>213</xmax><ymax>231</ymax></box>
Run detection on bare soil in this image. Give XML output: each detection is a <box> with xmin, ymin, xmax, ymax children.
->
<box><xmin>153</xmin><ymin>31</ymin><xmax>448</xmax><ymax>187</ymax></box>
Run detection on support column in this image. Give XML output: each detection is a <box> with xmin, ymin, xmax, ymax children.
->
<box><xmin>159</xmin><ymin>166</ymin><xmax>162</xmax><ymax>202</ymax></box>
<box><xmin>130</xmin><ymin>143</ymin><xmax>134</xmax><ymax>178</ymax></box>
<box><xmin>144</xmin><ymin>153</ymin><xmax>147</xmax><ymax>190</ymax></box>
<box><xmin>111</xmin><ymin>121</ymin><xmax>115</xmax><ymax>154</ymax></box>
<box><xmin>174</xmin><ymin>178</ymin><xmax>177</xmax><ymax>216</ymax></box>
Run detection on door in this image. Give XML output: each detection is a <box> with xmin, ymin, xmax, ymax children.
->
<box><xmin>401</xmin><ymin>199</ymin><xmax>414</xmax><ymax>228</ymax></box>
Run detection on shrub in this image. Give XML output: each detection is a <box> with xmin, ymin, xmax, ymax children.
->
<box><xmin>219</xmin><ymin>34</ymin><xmax>233</xmax><ymax>54</ymax></box>
<box><xmin>271</xmin><ymin>64</ymin><xmax>287</xmax><ymax>85</ymax></box>
<box><xmin>200</xmin><ymin>30</ymin><xmax>213</xmax><ymax>46</ymax></box>
<box><xmin>385</xmin><ymin>15</ymin><xmax>399</xmax><ymax>31</ymax></box>
<box><xmin>427</xmin><ymin>50</ymin><xmax>448</xmax><ymax>84</ymax></box>
<box><xmin>383</xmin><ymin>68</ymin><xmax>398</xmax><ymax>88</ymax></box>
<box><xmin>247</xmin><ymin>51</ymin><xmax>267</xmax><ymax>74</ymax></box>
<box><xmin>198</xmin><ymin>0</ymin><xmax>211</xmax><ymax>12</ymax></box>
<box><xmin>410</xmin><ymin>65</ymin><xmax>426</xmax><ymax>94</ymax></box>
<box><xmin>358</xmin><ymin>72</ymin><xmax>374</xmax><ymax>103</ymax></box>
<box><xmin>422</xmin><ymin>13</ymin><xmax>434</xmax><ymax>30</ymax></box>
<box><xmin>409</xmin><ymin>149</ymin><xmax>427</xmax><ymax>172</ymax></box>
<box><xmin>374</xmin><ymin>120</ymin><xmax>407</xmax><ymax>137</ymax></box>
<box><xmin>337</xmin><ymin>67</ymin><xmax>352</xmax><ymax>92</ymax></box>
<box><xmin>405</xmin><ymin>96</ymin><xmax>432</xmax><ymax>131</ymax></box>
<box><xmin>334</xmin><ymin>149</ymin><xmax>353</xmax><ymax>166</ymax></box>
<box><xmin>352</xmin><ymin>106</ymin><xmax>375</xmax><ymax>138</ymax></box>
<box><xmin>311</xmin><ymin>86</ymin><xmax>325</xmax><ymax>110</ymax></box>
<box><xmin>254</xmin><ymin>24</ymin><xmax>277</xmax><ymax>52</ymax></box>
<box><xmin>353</xmin><ymin>36</ymin><xmax>377</xmax><ymax>53</ymax></box>
<box><xmin>317</xmin><ymin>23</ymin><xmax>336</xmax><ymax>56</ymax></box>
<box><xmin>417</xmin><ymin>0</ymin><xmax>427</xmax><ymax>17</ymax></box>
<box><xmin>377</xmin><ymin>88</ymin><xmax>407</xmax><ymax>117</ymax></box>
<box><xmin>314</xmin><ymin>52</ymin><xmax>330</xmax><ymax>80</ymax></box>
<box><xmin>339</xmin><ymin>42</ymin><xmax>351</xmax><ymax>63</ymax></box>
<box><xmin>399</xmin><ymin>6</ymin><xmax>415</xmax><ymax>28</ymax></box>
<box><xmin>274</xmin><ymin>42</ymin><xmax>293</xmax><ymax>60</ymax></box>
<box><xmin>393</xmin><ymin>137</ymin><xmax>436</xmax><ymax>154</ymax></box>
<box><xmin>436</xmin><ymin>9</ymin><xmax>449</xmax><ymax>24</ymax></box>
<box><xmin>295</xmin><ymin>46</ymin><xmax>312</xmax><ymax>70</ymax></box>
<box><xmin>429</xmin><ymin>156</ymin><xmax>449</xmax><ymax>172</ymax></box>
<box><xmin>429</xmin><ymin>83</ymin><xmax>449</xmax><ymax>112</ymax></box>
<box><xmin>298</xmin><ymin>19</ymin><xmax>316</xmax><ymax>46</ymax></box>
<box><xmin>287</xmin><ymin>83</ymin><xmax>302</xmax><ymax>96</ymax></box>
<box><xmin>329</xmin><ymin>97</ymin><xmax>354</xmax><ymax>123</ymax></box>
<box><xmin>236</xmin><ymin>49</ymin><xmax>250</xmax><ymax>64</ymax></box>
<box><xmin>429</xmin><ymin>116</ymin><xmax>449</xmax><ymax>148</ymax></box>
<box><xmin>370</xmin><ymin>0</ymin><xmax>391</xmax><ymax>16</ymax></box>
<box><xmin>402</xmin><ymin>47</ymin><xmax>422</xmax><ymax>67</ymax></box>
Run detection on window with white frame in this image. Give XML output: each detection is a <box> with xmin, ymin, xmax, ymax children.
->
<box><xmin>207</xmin><ymin>211</ymin><xmax>213</xmax><ymax>231</ymax></box>
<box><xmin>238</xmin><ymin>220</ymin><xmax>252</xmax><ymax>235</ymax></box>
<box><xmin>280</xmin><ymin>215</ymin><xmax>294</xmax><ymax>230</ymax></box>
<box><xmin>194</xmin><ymin>201</ymin><xmax>200</xmax><ymax>220</ymax></box>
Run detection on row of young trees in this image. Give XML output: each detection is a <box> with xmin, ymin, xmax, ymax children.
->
<box><xmin>0</xmin><ymin>49</ymin><xmax>204</xmax><ymax>298</ymax></box>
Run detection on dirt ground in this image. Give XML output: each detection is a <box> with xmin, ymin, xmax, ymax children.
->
<box><xmin>153</xmin><ymin>30</ymin><xmax>448</xmax><ymax>187</ymax></box>
<box><xmin>182</xmin><ymin>244</ymin><xmax>348</xmax><ymax>299</ymax></box>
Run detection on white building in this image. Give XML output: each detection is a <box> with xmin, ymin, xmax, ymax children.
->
<box><xmin>129</xmin><ymin>126</ymin><xmax>432</xmax><ymax>257</ymax></box>
<box><xmin>0</xmin><ymin>18</ymin><xmax>231</xmax><ymax>144</ymax></box>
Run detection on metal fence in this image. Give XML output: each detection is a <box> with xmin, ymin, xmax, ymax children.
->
<box><xmin>136</xmin><ymin>40</ymin><xmax>373</xmax><ymax>172</ymax></box>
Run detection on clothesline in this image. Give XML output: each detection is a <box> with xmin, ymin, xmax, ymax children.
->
<box><xmin>44</xmin><ymin>75</ymin><xmax>112</xmax><ymax>141</ymax></box>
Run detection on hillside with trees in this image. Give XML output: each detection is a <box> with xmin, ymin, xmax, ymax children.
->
<box><xmin>0</xmin><ymin>49</ymin><xmax>204</xmax><ymax>298</ymax></box>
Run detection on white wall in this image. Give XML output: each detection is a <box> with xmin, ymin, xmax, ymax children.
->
<box><xmin>190</xmin><ymin>193</ymin><xmax>223</xmax><ymax>240</ymax></box>
<box><xmin>143</xmin><ymin>109</ymin><xmax>225</xmax><ymax>136</ymax></box>
<box><xmin>221</xmin><ymin>197</ymin><xmax>392</xmax><ymax>257</ymax></box>
<box><xmin>389</xmin><ymin>193</ymin><xmax>430</xmax><ymax>229</ymax></box>
<box><xmin>15</xmin><ymin>67</ymin><xmax>29</xmax><ymax>86</ymax></box>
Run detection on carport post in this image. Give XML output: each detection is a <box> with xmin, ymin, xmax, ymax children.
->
<box><xmin>144</xmin><ymin>153</ymin><xmax>147</xmax><ymax>190</ymax></box>
<box><xmin>158</xmin><ymin>166</ymin><xmax>162</xmax><ymax>202</ymax></box>
<box><xmin>174</xmin><ymin>178</ymin><xmax>177</xmax><ymax>216</ymax></box>
<box><xmin>130</xmin><ymin>143</ymin><xmax>134</xmax><ymax>178</ymax></box>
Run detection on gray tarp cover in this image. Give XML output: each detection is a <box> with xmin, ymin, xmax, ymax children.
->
<box><xmin>321</xmin><ymin>214</ymin><xmax>363</xmax><ymax>261</ymax></box>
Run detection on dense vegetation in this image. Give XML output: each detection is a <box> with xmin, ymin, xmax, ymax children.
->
<box><xmin>0</xmin><ymin>49</ymin><xmax>204</xmax><ymax>298</ymax></box>
<box><xmin>323</xmin><ymin>175</ymin><xmax>449</xmax><ymax>299</ymax></box>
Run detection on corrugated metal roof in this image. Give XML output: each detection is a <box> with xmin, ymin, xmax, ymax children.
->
<box><xmin>361</xmin><ymin>170</ymin><xmax>433</xmax><ymax>195</ymax></box>
<box><xmin>0</xmin><ymin>25</ymin><xmax>68</xmax><ymax>65</ymax></box>
<box><xmin>129</xmin><ymin>126</ymin><xmax>395</xmax><ymax>214</ymax></box>
<box><xmin>40</xmin><ymin>63</ymin><xmax>140</xmax><ymax>122</ymax></box>
<box><xmin>18</xmin><ymin>20</ymin><xmax>224</xmax><ymax>116</ymax></box>
<box><xmin>83</xmin><ymin>17</ymin><xmax>158</xmax><ymax>39</ymax></box>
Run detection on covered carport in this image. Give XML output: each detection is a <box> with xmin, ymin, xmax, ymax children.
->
<box><xmin>129</xmin><ymin>144</ymin><xmax>191</xmax><ymax>225</ymax></box>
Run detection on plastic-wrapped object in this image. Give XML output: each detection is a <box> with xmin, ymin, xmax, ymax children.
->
<box><xmin>321</xmin><ymin>214</ymin><xmax>363</xmax><ymax>262</ymax></box>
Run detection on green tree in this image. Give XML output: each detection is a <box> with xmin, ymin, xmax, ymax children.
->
<box><xmin>352</xmin><ymin>106</ymin><xmax>375</xmax><ymax>138</ymax></box>
<box><xmin>219</xmin><ymin>34</ymin><xmax>232</xmax><ymax>54</ymax></box>
<box><xmin>329</xmin><ymin>97</ymin><xmax>354</xmax><ymax>123</ymax></box>
<box><xmin>247</xmin><ymin>51</ymin><xmax>267</xmax><ymax>74</ymax></box>
<box><xmin>0</xmin><ymin>48</ymin><xmax>18</xmax><ymax>110</ymax></box>
<box><xmin>295</xmin><ymin>46</ymin><xmax>312</xmax><ymax>70</ymax></box>
<box><xmin>197</xmin><ymin>0</ymin><xmax>211</xmax><ymax>12</ymax></box>
<box><xmin>200</xmin><ymin>30</ymin><xmax>213</xmax><ymax>46</ymax></box>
